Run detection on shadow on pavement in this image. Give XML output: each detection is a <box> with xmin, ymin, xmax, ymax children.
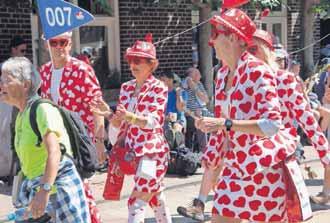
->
<box><xmin>165</xmin><ymin>172</ymin><xmax>204</xmax><ymax>178</ymax></box>
<box><xmin>311</xmin><ymin>202</ymin><xmax>330</xmax><ymax>212</ymax></box>
<box><xmin>145</xmin><ymin>213</ymin><xmax>211</xmax><ymax>223</ymax></box>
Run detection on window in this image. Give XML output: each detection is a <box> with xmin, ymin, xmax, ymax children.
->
<box><xmin>79</xmin><ymin>26</ymin><xmax>109</xmax><ymax>87</ymax></box>
<box><xmin>260</xmin><ymin>0</ymin><xmax>287</xmax><ymax>48</ymax></box>
<box><xmin>78</xmin><ymin>0</ymin><xmax>114</xmax><ymax>16</ymax></box>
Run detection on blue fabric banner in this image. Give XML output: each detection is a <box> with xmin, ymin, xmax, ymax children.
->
<box><xmin>37</xmin><ymin>0</ymin><xmax>94</xmax><ymax>40</ymax></box>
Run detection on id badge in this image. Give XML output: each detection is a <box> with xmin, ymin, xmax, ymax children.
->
<box><xmin>136</xmin><ymin>156</ymin><xmax>157</xmax><ymax>180</ymax></box>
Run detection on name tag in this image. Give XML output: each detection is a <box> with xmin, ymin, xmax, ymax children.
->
<box><xmin>136</xmin><ymin>156</ymin><xmax>157</xmax><ymax>180</ymax></box>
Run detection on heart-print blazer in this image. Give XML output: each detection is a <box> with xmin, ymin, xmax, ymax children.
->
<box><xmin>40</xmin><ymin>57</ymin><xmax>102</xmax><ymax>138</ymax></box>
<box><xmin>203</xmin><ymin>52</ymin><xmax>297</xmax><ymax>178</ymax></box>
<box><xmin>113</xmin><ymin>75</ymin><xmax>169</xmax><ymax>157</ymax></box>
<box><xmin>276</xmin><ymin>69</ymin><xmax>330</xmax><ymax>165</ymax></box>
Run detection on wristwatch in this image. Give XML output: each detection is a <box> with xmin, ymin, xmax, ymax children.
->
<box><xmin>40</xmin><ymin>183</ymin><xmax>52</xmax><ymax>192</ymax></box>
<box><xmin>224</xmin><ymin>119</ymin><xmax>233</xmax><ymax>131</ymax></box>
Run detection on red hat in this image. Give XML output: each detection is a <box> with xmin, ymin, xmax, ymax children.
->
<box><xmin>125</xmin><ymin>33</ymin><xmax>156</xmax><ymax>60</ymax></box>
<box><xmin>222</xmin><ymin>0</ymin><xmax>250</xmax><ymax>8</ymax></box>
<box><xmin>253</xmin><ymin>29</ymin><xmax>274</xmax><ymax>50</ymax></box>
<box><xmin>210</xmin><ymin>8</ymin><xmax>256</xmax><ymax>46</ymax></box>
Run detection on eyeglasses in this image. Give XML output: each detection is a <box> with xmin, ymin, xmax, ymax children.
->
<box><xmin>210</xmin><ymin>25</ymin><xmax>231</xmax><ymax>40</ymax></box>
<box><xmin>49</xmin><ymin>39</ymin><xmax>69</xmax><ymax>48</ymax></box>
<box><xmin>127</xmin><ymin>57</ymin><xmax>146</xmax><ymax>65</ymax></box>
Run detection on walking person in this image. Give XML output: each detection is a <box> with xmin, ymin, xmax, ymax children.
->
<box><xmin>197</xmin><ymin>8</ymin><xmax>303</xmax><ymax>222</ymax></box>
<box><xmin>0</xmin><ymin>57</ymin><xmax>90</xmax><ymax>222</ymax></box>
<box><xmin>0</xmin><ymin>35</ymin><xmax>29</xmax><ymax>184</ymax></box>
<box><xmin>251</xmin><ymin>29</ymin><xmax>330</xmax><ymax>206</ymax></box>
<box><xmin>92</xmin><ymin>34</ymin><xmax>172</xmax><ymax>222</ymax></box>
<box><xmin>39</xmin><ymin>31</ymin><xmax>103</xmax><ymax>223</ymax></box>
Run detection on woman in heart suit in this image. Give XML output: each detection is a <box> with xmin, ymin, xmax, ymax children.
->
<box><xmin>251</xmin><ymin>29</ymin><xmax>330</xmax><ymax>208</ymax></box>
<box><xmin>197</xmin><ymin>8</ymin><xmax>300</xmax><ymax>222</ymax></box>
<box><xmin>91</xmin><ymin>34</ymin><xmax>172</xmax><ymax>223</ymax></box>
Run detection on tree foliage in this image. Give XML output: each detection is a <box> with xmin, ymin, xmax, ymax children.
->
<box><xmin>311</xmin><ymin>0</ymin><xmax>330</xmax><ymax>19</ymax></box>
<box><xmin>192</xmin><ymin>0</ymin><xmax>281</xmax><ymax>10</ymax></box>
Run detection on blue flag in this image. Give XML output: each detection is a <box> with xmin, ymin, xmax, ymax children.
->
<box><xmin>36</xmin><ymin>0</ymin><xmax>94</xmax><ymax>40</ymax></box>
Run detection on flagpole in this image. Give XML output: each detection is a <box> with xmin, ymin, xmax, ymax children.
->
<box><xmin>47</xmin><ymin>40</ymin><xmax>55</xmax><ymax>71</ymax></box>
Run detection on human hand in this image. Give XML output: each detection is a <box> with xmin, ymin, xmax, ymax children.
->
<box><xmin>28</xmin><ymin>190</ymin><xmax>50</xmax><ymax>219</ymax></box>
<box><xmin>176</xmin><ymin>87</ymin><xmax>183</xmax><ymax>95</ymax></box>
<box><xmin>90</xmin><ymin>99</ymin><xmax>113</xmax><ymax>118</ymax></box>
<box><xmin>173</xmin><ymin>122</ymin><xmax>183</xmax><ymax>132</ymax></box>
<box><xmin>187</xmin><ymin>77</ymin><xmax>195</xmax><ymax>89</ymax></box>
<box><xmin>196</xmin><ymin>117</ymin><xmax>225</xmax><ymax>133</ymax></box>
<box><xmin>115</xmin><ymin>104</ymin><xmax>128</xmax><ymax>120</ymax></box>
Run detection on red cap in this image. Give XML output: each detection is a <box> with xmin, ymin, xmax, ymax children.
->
<box><xmin>222</xmin><ymin>0</ymin><xmax>250</xmax><ymax>8</ymax></box>
<box><xmin>210</xmin><ymin>8</ymin><xmax>256</xmax><ymax>46</ymax></box>
<box><xmin>125</xmin><ymin>33</ymin><xmax>156</xmax><ymax>60</ymax></box>
<box><xmin>253</xmin><ymin>29</ymin><xmax>274</xmax><ymax>50</ymax></box>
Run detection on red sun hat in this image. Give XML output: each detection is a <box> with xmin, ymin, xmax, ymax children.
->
<box><xmin>125</xmin><ymin>33</ymin><xmax>156</xmax><ymax>60</ymax></box>
<box><xmin>222</xmin><ymin>0</ymin><xmax>250</xmax><ymax>8</ymax></box>
<box><xmin>210</xmin><ymin>8</ymin><xmax>256</xmax><ymax>46</ymax></box>
<box><xmin>253</xmin><ymin>29</ymin><xmax>274</xmax><ymax>51</ymax></box>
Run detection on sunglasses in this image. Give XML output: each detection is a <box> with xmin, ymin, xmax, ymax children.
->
<box><xmin>49</xmin><ymin>39</ymin><xmax>69</xmax><ymax>48</ymax></box>
<box><xmin>127</xmin><ymin>57</ymin><xmax>147</xmax><ymax>65</ymax></box>
<box><xmin>210</xmin><ymin>25</ymin><xmax>231</xmax><ymax>40</ymax></box>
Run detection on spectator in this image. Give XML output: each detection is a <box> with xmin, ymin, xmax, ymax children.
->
<box><xmin>315</xmin><ymin>64</ymin><xmax>330</xmax><ymax>102</ymax></box>
<box><xmin>0</xmin><ymin>57</ymin><xmax>90</xmax><ymax>222</ymax></box>
<box><xmin>289</xmin><ymin>60</ymin><xmax>301</xmax><ymax>76</ymax></box>
<box><xmin>275</xmin><ymin>48</ymin><xmax>289</xmax><ymax>70</ymax></box>
<box><xmin>9</xmin><ymin>36</ymin><xmax>28</xmax><ymax>58</ymax></box>
<box><xmin>39</xmin><ymin>31</ymin><xmax>103</xmax><ymax>223</ymax></box>
<box><xmin>159</xmin><ymin>71</ymin><xmax>187</xmax><ymax>149</ymax></box>
<box><xmin>182</xmin><ymin>67</ymin><xmax>209</xmax><ymax>152</ymax></box>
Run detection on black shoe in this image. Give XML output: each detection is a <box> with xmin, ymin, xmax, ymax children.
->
<box><xmin>96</xmin><ymin>161</ymin><xmax>108</xmax><ymax>173</ymax></box>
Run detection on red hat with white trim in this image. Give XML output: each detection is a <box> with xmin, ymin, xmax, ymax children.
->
<box><xmin>125</xmin><ymin>33</ymin><xmax>156</xmax><ymax>60</ymax></box>
<box><xmin>253</xmin><ymin>29</ymin><xmax>274</xmax><ymax>50</ymax></box>
<box><xmin>210</xmin><ymin>8</ymin><xmax>256</xmax><ymax>46</ymax></box>
<box><xmin>222</xmin><ymin>0</ymin><xmax>250</xmax><ymax>8</ymax></box>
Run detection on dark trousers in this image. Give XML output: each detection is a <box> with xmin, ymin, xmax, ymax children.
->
<box><xmin>185</xmin><ymin>116</ymin><xmax>207</xmax><ymax>153</ymax></box>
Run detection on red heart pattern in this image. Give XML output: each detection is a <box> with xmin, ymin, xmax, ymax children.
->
<box><xmin>208</xmin><ymin>53</ymin><xmax>305</xmax><ymax>222</ymax></box>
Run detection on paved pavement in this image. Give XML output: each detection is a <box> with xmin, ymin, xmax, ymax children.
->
<box><xmin>1</xmin><ymin>146</ymin><xmax>330</xmax><ymax>222</ymax></box>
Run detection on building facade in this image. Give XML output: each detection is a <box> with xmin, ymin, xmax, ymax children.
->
<box><xmin>0</xmin><ymin>0</ymin><xmax>325</xmax><ymax>87</ymax></box>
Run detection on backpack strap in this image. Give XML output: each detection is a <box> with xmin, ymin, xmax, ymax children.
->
<box><xmin>29</xmin><ymin>98</ymin><xmax>66</xmax><ymax>155</ymax></box>
<box><xmin>30</xmin><ymin>99</ymin><xmax>51</xmax><ymax>147</ymax></box>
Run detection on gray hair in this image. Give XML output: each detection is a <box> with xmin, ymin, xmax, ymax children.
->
<box><xmin>185</xmin><ymin>67</ymin><xmax>199</xmax><ymax>77</ymax></box>
<box><xmin>1</xmin><ymin>57</ymin><xmax>41</xmax><ymax>97</ymax></box>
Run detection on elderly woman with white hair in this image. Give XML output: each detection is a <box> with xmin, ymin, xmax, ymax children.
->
<box><xmin>0</xmin><ymin>57</ymin><xmax>90</xmax><ymax>222</ymax></box>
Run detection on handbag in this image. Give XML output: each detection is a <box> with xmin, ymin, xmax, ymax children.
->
<box><xmin>282</xmin><ymin>157</ymin><xmax>312</xmax><ymax>222</ymax></box>
<box><xmin>109</xmin><ymin>124</ymin><xmax>140</xmax><ymax>175</ymax></box>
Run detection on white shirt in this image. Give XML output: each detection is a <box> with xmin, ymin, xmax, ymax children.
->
<box><xmin>51</xmin><ymin>68</ymin><xmax>64</xmax><ymax>103</ymax></box>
